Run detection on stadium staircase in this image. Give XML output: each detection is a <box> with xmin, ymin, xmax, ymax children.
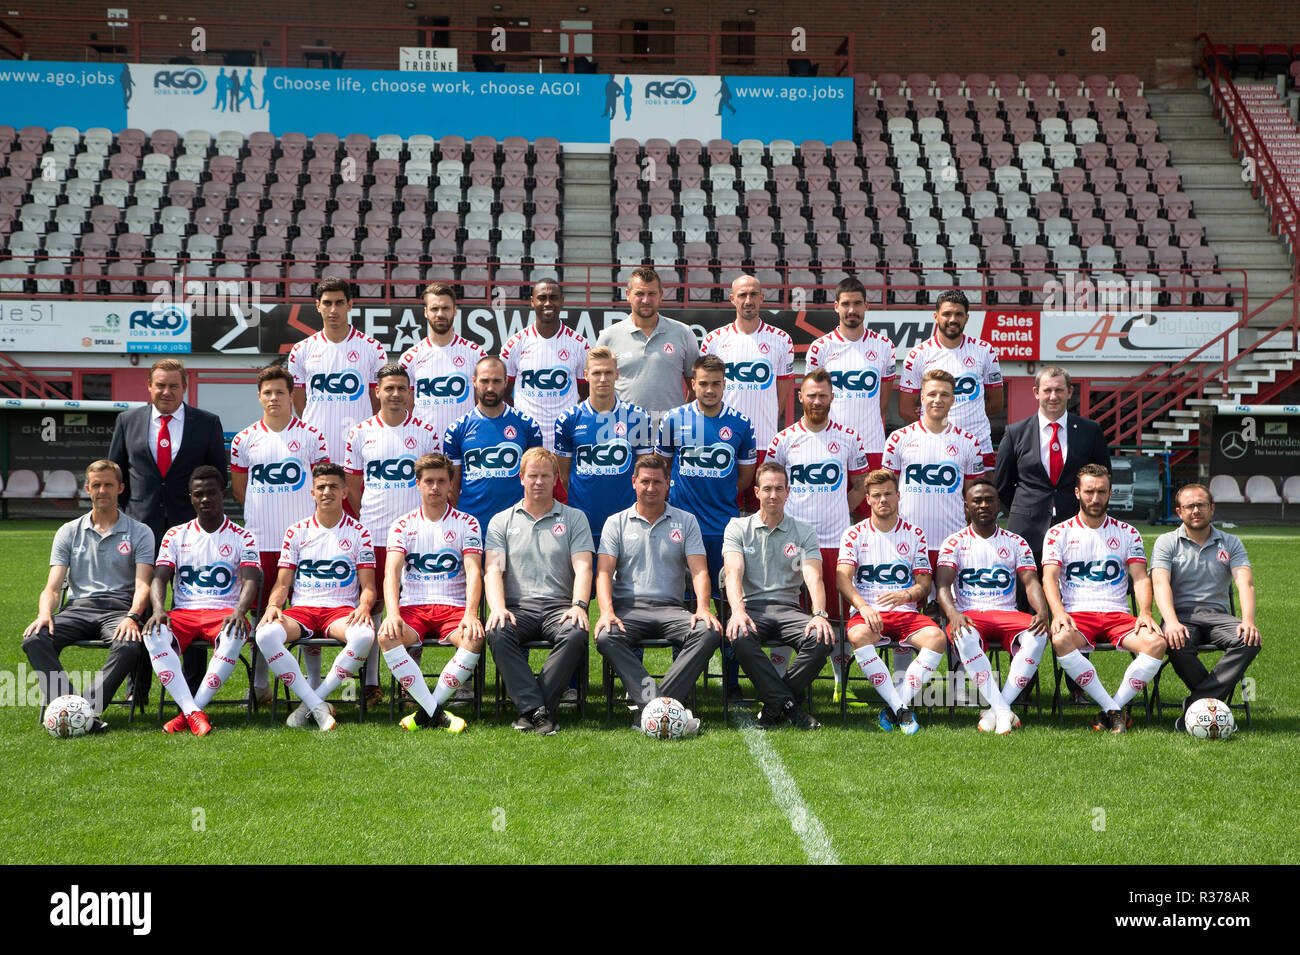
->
<box><xmin>559</xmin><ymin>152</ymin><xmax>615</xmax><ymax>302</ymax></box>
<box><xmin>1085</xmin><ymin>59</ymin><xmax>1300</xmax><ymax>462</ymax></box>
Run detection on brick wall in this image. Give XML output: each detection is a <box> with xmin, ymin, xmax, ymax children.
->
<box><xmin>10</xmin><ymin>1</ymin><xmax>1299</xmax><ymax>84</ymax></box>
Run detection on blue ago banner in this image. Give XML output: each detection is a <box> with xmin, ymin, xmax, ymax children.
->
<box><xmin>0</xmin><ymin>62</ymin><xmax>851</xmax><ymax>144</ymax></box>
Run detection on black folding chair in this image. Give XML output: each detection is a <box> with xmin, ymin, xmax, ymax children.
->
<box><xmin>269</xmin><ymin>637</ymin><xmax>369</xmax><ymax>723</ymax></box>
<box><xmin>492</xmin><ymin>639</ymin><xmax>589</xmax><ymax>719</ymax></box>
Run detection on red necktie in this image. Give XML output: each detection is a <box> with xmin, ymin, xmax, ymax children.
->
<box><xmin>157</xmin><ymin>414</ymin><xmax>173</xmax><ymax>478</ymax></box>
<box><xmin>1048</xmin><ymin>421</ymin><xmax>1063</xmax><ymax>485</ymax></box>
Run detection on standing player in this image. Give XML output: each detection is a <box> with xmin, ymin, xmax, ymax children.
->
<box><xmin>500</xmin><ymin>279</ymin><xmax>590</xmax><ymax>454</ymax></box>
<box><xmin>344</xmin><ymin>362</ymin><xmax>441</xmax><ymax>705</ymax></box>
<box><xmin>766</xmin><ymin>368</ymin><xmax>868</xmax><ymax>694</ymax></box>
<box><xmin>253</xmin><ymin>463</ymin><xmax>377</xmax><ymax>731</ymax></box>
<box><xmin>288</xmin><ymin>277</ymin><xmax>386</xmax><ymax>464</ymax></box>
<box><xmin>399</xmin><ymin>283</ymin><xmax>486</xmax><ymax>439</ymax></box>
<box><xmin>884</xmin><ymin>369</ymin><xmax>984</xmax><ymax>573</ymax></box>
<box><xmin>1042</xmin><ymin>464</ymin><xmax>1167</xmax><ymax>733</ymax></box>
<box><xmin>443</xmin><ymin>356</ymin><xmax>545</xmax><ymax>533</ymax></box>
<box><xmin>378</xmin><ymin>452</ymin><xmax>485</xmax><ymax>733</ymax></box>
<box><xmin>934</xmin><ymin>479</ymin><xmax>1051</xmax><ymax>734</ymax></box>
<box><xmin>806</xmin><ymin>276</ymin><xmax>896</xmax><ymax>479</ymax></box>
<box><xmin>230</xmin><ymin>364</ymin><xmax>329</xmax><ymax>703</ymax></box>
<box><xmin>555</xmin><ymin>346</ymin><xmax>654</xmax><ymax>543</ymax></box>
<box><xmin>898</xmin><ymin>290</ymin><xmax>1003</xmax><ymax>469</ymax></box>
<box><xmin>836</xmin><ymin>470</ymin><xmax>947</xmax><ymax>734</ymax></box>
<box><xmin>700</xmin><ymin>274</ymin><xmax>794</xmax><ymax>494</ymax></box>
<box><xmin>142</xmin><ymin>467</ymin><xmax>261</xmax><ymax>736</ymax></box>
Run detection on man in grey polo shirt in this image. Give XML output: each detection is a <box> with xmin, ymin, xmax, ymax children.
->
<box><xmin>595</xmin><ymin>454</ymin><xmax>721</xmax><ymax>731</ymax></box>
<box><xmin>21</xmin><ymin>460</ymin><xmax>154</xmax><ymax>728</ymax></box>
<box><xmin>723</xmin><ymin>461</ymin><xmax>835</xmax><ymax>730</ymax></box>
<box><xmin>485</xmin><ymin>447</ymin><xmax>594</xmax><ymax>736</ymax></box>
<box><xmin>596</xmin><ymin>266</ymin><xmax>700</xmax><ymax>422</ymax></box>
<box><xmin>1151</xmin><ymin>482</ymin><xmax>1261</xmax><ymax>729</ymax></box>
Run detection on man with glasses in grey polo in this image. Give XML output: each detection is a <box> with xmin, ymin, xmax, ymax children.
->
<box><xmin>1151</xmin><ymin>482</ymin><xmax>1261</xmax><ymax>731</ymax></box>
<box><xmin>722</xmin><ymin>461</ymin><xmax>835</xmax><ymax>730</ymax></box>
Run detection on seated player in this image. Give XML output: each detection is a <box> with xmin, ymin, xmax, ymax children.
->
<box><xmin>143</xmin><ymin>466</ymin><xmax>261</xmax><ymax>736</ymax></box>
<box><xmin>254</xmin><ymin>463</ymin><xmax>377</xmax><ymax>731</ymax></box>
<box><xmin>377</xmin><ymin>452</ymin><xmax>485</xmax><ymax>733</ymax></box>
<box><xmin>1042</xmin><ymin>463</ymin><xmax>1166</xmax><ymax>734</ymax></box>
<box><xmin>836</xmin><ymin>469</ymin><xmax>947</xmax><ymax>734</ymax></box>
<box><xmin>484</xmin><ymin>448</ymin><xmax>594</xmax><ymax>736</ymax></box>
<box><xmin>722</xmin><ymin>461</ymin><xmax>834</xmax><ymax>730</ymax></box>
<box><xmin>934</xmin><ymin>479</ymin><xmax>1051</xmax><ymax>734</ymax></box>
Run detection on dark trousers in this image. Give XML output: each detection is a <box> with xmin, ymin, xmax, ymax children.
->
<box><xmin>487</xmin><ymin>599</ymin><xmax>588</xmax><ymax>716</ymax></box>
<box><xmin>730</xmin><ymin>601</ymin><xmax>832</xmax><ymax>709</ymax></box>
<box><xmin>597</xmin><ymin>603</ymin><xmax>721</xmax><ymax>708</ymax></box>
<box><xmin>21</xmin><ymin>597</ymin><xmax>144</xmax><ymax>714</ymax></box>
<box><xmin>1168</xmin><ymin>608</ymin><xmax>1261</xmax><ymax>707</ymax></box>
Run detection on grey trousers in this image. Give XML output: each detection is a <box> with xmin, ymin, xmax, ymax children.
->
<box><xmin>596</xmin><ymin>602</ymin><xmax>721</xmax><ymax>708</ymax></box>
<box><xmin>487</xmin><ymin>599</ymin><xmax>588</xmax><ymax>716</ymax></box>
<box><xmin>1168</xmin><ymin>607</ymin><xmax>1261</xmax><ymax>707</ymax></box>
<box><xmin>21</xmin><ymin>597</ymin><xmax>144</xmax><ymax>715</ymax></box>
<box><xmin>730</xmin><ymin>601</ymin><xmax>831</xmax><ymax>710</ymax></box>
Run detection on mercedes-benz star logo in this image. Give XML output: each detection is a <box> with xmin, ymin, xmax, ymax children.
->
<box><xmin>1219</xmin><ymin>431</ymin><xmax>1248</xmax><ymax>459</ymax></box>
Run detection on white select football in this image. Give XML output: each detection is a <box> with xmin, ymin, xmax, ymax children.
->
<box><xmin>1184</xmin><ymin>697</ymin><xmax>1236</xmax><ymax>740</ymax></box>
<box><xmin>640</xmin><ymin>696</ymin><xmax>691</xmax><ymax>739</ymax></box>
<box><xmin>43</xmin><ymin>694</ymin><xmax>96</xmax><ymax>739</ymax></box>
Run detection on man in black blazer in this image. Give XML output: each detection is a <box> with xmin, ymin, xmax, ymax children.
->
<box><xmin>109</xmin><ymin>358</ymin><xmax>228</xmax><ymax>693</ymax></box>
<box><xmin>994</xmin><ymin>366</ymin><xmax>1111</xmax><ymax>564</ymax></box>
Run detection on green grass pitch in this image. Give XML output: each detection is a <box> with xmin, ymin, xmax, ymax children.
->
<box><xmin>2</xmin><ymin>518</ymin><xmax>1296</xmax><ymax>864</ymax></box>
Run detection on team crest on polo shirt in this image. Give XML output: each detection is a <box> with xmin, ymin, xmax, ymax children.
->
<box><xmin>614</xmin><ymin>422</ymin><xmax>627</xmax><ymax>436</ymax></box>
<box><xmin>453</xmin><ymin>355</ymin><xmax>465</xmax><ymax>367</ymax></box>
<box><xmin>828</xmin><ymin>441</ymin><xmax>840</xmax><ymax>453</ymax></box>
<box><xmin>963</xmin><ymin>356</ymin><xmax>975</xmax><ymax>367</ymax></box>
<box><xmin>1107</xmin><ymin>536</ymin><xmax>1120</xmax><ymax>550</ymax></box>
<box><xmin>558</xmin><ymin>348</ymin><xmax>571</xmax><ymax>361</ymax></box>
<box><xmin>287</xmin><ymin>439</ymin><xmax>301</xmax><ymax>452</ymax></box>
<box><xmin>759</xmin><ymin>342</ymin><xmax>770</xmax><ymax>354</ymax></box>
<box><xmin>504</xmin><ymin>425</ymin><xmax>518</xmax><ymax>440</ymax></box>
<box><xmin>443</xmin><ymin>530</ymin><xmax>456</xmax><ymax>543</ymax></box>
<box><xmin>1216</xmin><ymin>547</ymin><xmax>1230</xmax><ymax>564</ymax></box>
<box><xmin>404</xmin><ymin>436</ymin><xmax>417</xmax><ymax>449</ymax></box>
<box><xmin>947</xmin><ymin>444</ymin><xmax>958</xmax><ymax>456</ymax></box>
<box><xmin>348</xmin><ymin>350</ymin><xmax>360</xmax><ymax>363</ymax></box>
<box><xmin>670</xmin><ymin>529</ymin><xmax>683</xmax><ymax>542</ymax></box>
<box><xmin>719</xmin><ymin>426</ymin><xmax>733</xmax><ymax>440</ymax></box>
<box><xmin>783</xmin><ymin>543</ymin><xmax>799</xmax><ymax>558</ymax></box>
<box><xmin>896</xmin><ymin>542</ymin><xmax>909</xmax><ymax>555</ymax></box>
<box><xmin>997</xmin><ymin>546</ymin><xmax>1010</xmax><ymax>559</ymax></box>
<box><xmin>340</xmin><ymin>538</ymin><xmax>352</xmax><ymax>551</ymax></box>
<box><xmin>662</xmin><ymin>343</ymin><xmax>675</xmax><ymax>355</ymax></box>
<box><xmin>219</xmin><ymin>544</ymin><xmax>233</xmax><ymax>557</ymax></box>
<box><xmin>552</xmin><ymin>522</ymin><xmax>566</xmax><ymax>536</ymax></box>
<box><xmin>866</xmin><ymin>349</ymin><xmax>877</xmax><ymax>360</ymax></box>
<box><xmin>118</xmin><ymin>541</ymin><xmax>132</xmax><ymax>555</ymax></box>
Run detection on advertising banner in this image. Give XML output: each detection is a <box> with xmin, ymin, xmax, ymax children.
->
<box><xmin>1209</xmin><ymin>406</ymin><xmax>1300</xmax><ymax>478</ymax></box>
<box><xmin>0</xmin><ymin>62</ymin><xmax>851</xmax><ymax>145</ymax></box>
<box><xmin>1038</xmin><ymin>311</ymin><xmax>1238</xmax><ymax>362</ymax></box>
<box><xmin>4</xmin><ymin>411</ymin><xmax>122</xmax><ymax>475</ymax></box>
<box><xmin>0</xmin><ymin>300</ymin><xmax>192</xmax><ymax>354</ymax></box>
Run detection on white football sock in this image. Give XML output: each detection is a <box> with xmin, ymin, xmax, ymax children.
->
<box><xmin>853</xmin><ymin>645</ymin><xmax>904</xmax><ymax>712</ymax></box>
<box><xmin>431</xmin><ymin>647</ymin><xmax>478</xmax><ymax>708</ymax></box>
<box><xmin>145</xmin><ymin>626</ymin><xmax>198</xmax><ymax>715</ymax></box>
<box><xmin>897</xmin><ymin>647</ymin><xmax>944</xmax><ymax>708</ymax></box>
<box><xmin>955</xmin><ymin>630</ymin><xmax>1010</xmax><ymax>716</ymax></box>
<box><xmin>1002</xmin><ymin>630</ymin><xmax>1046</xmax><ymax>704</ymax></box>
<box><xmin>892</xmin><ymin>645</ymin><xmax>914</xmax><ymax>689</ymax></box>
<box><xmin>768</xmin><ymin>646</ymin><xmax>791</xmax><ymax>680</ymax></box>
<box><xmin>315</xmin><ymin>624</ymin><xmax>374</xmax><ymax>699</ymax></box>
<box><xmin>192</xmin><ymin>630</ymin><xmax>246</xmax><ymax>709</ymax></box>
<box><xmin>1113</xmin><ymin>652</ymin><xmax>1163</xmax><ymax>709</ymax></box>
<box><xmin>256</xmin><ymin>623</ymin><xmax>324</xmax><ymax>710</ymax></box>
<box><xmin>253</xmin><ymin>651</ymin><xmax>270</xmax><ymax>691</ymax></box>
<box><xmin>302</xmin><ymin>644</ymin><xmax>323</xmax><ymax>689</ymax></box>
<box><xmin>383</xmin><ymin>645</ymin><xmax>437</xmax><ymax>715</ymax></box>
<box><xmin>1057</xmin><ymin>649</ymin><xmax>1120</xmax><ymax>711</ymax></box>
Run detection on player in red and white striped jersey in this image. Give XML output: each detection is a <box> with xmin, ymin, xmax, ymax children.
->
<box><xmin>701</xmin><ymin>275</ymin><xmax>794</xmax><ymax>454</ymax></box>
<box><xmin>230</xmin><ymin>365</ymin><xmax>331</xmax><ymax>702</ymax></box>
<box><xmin>935</xmin><ymin>479</ymin><xmax>1051</xmax><ymax>734</ymax></box>
<box><xmin>399</xmin><ymin>282</ymin><xmax>487</xmax><ymax>439</ymax></box>
<box><xmin>143</xmin><ymin>467</ymin><xmax>261</xmax><ymax>736</ymax></box>
<box><xmin>254</xmin><ymin>463</ymin><xmax>377</xmax><ymax>731</ymax></box>
<box><xmin>501</xmin><ymin>279</ymin><xmax>590</xmax><ymax>454</ymax></box>
<box><xmin>766</xmin><ymin>369</ymin><xmax>868</xmax><ymax>692</ymax></box>
<box><xmin>805</xmin><ymin>275</ymin><xmax>896</xmax><ymax>477</ymax></box>
<box><xmin>898</xmin><ymin>290</ymin><xmax>1003</xmax><ymax>469</ymax></box>
<box><xmin>884</xmin><ymin>369</ymin><xmax>984</xmax><ymax>570</ymax></box>
<box><xmin>287</xmin><ymin>277</ymin><xmax>386</xmax><ymax>464</ymax></box>
<box><xmin>1042</xmin><ymin>464</ymin><xmax>1166</xmax><ymax>733</ymax></box>
<box><xmin>377</xmin><ymin>452</ymin><xmax>485</xmax><ymax>733</ymax></box>
<box><xmin>345</xmin><ymin>364</ymin><xmax>442</xmax><ymax>703</ymax></box>
<box><xmin>836</xmin><ymin>470</ymin><xmax>946</xmax><ymax>734</ymax></box>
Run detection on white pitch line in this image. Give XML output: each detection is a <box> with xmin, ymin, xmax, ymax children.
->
<box><xmin>739</xmin><ymin>723</ymin><xmax>840</xmax><ymax>865</ymax></box>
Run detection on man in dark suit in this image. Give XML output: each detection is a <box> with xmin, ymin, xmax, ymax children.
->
<box><xmin>109</xmin><ymin>357</ymin><xmax>227</xmax><ymax>693</ymax></box>
<box><xmin>994</xmin><ymin>365</ymin><xmax>1111</xmax><ymax>564</ymax></box>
